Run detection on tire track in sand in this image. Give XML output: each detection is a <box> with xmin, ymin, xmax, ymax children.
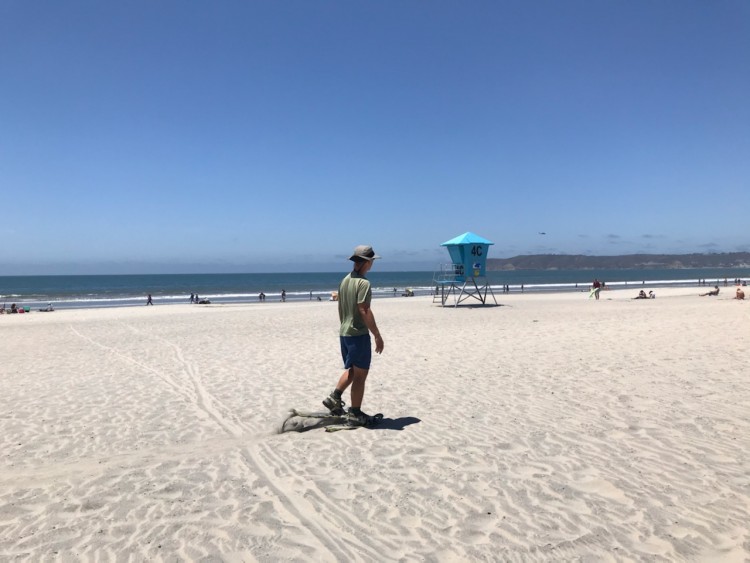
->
<box><xmin>68</xmin><ymin>323</ymin><xmax>367</xmax><ymax>560</ymax></box>
<box><xmin>239</xmin><ymin>443</ymin><xmax>384</xmax><ymax>562</ymax></box>
<box><xmin>120</xmin><ymin>327</ymin><xmax>379</xmax><ymax>560</ymax></box>
<box><xmin>71</xmin><ymin>323</ymin><xmax>248</xmax><ymax>438</ymax></box>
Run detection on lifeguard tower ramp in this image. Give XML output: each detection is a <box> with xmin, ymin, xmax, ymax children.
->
<box><xmin>433</xmin><ymin>232</ymin><xmax>497</xmax><ymax>307</ymax></box>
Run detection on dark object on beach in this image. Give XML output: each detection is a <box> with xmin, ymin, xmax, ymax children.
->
<box><xmin>281</xmin><ymin>409</ymin><xmax>384</xmax><ymax>433</ymax></box>
<box><xmin>198</xmin><ymin>299</ymin><xmax>211</xmax><ymax>304</ymax></box>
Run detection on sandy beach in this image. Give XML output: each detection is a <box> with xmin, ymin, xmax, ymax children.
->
<box><xmin>1</xmin><ymin>287</ymin><xmax>748</xmax><ymax>561</ymax></box>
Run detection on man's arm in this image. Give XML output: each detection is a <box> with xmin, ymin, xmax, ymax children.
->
<box><xmin>358</xmin><ymin>302</ymin><xmax>384</xmax><ymax>354</ymax></box>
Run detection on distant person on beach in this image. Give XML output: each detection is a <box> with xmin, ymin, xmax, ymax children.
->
<box><xmin>592</xmin><ymin>279</ymin><xmax>601</xmax><ymax>300</ymax></box>
<box><xmin>699</xmin><ymin>286</ymin><xmax>720</xmax><ymax>297</ymax></box>
<box><xmin>281</xmin><ymin>289</ymin><xmax>286</xmax><ymax>302</ymax></box>
<box><xmin>146</xmin><ymin>294</ymin><xmax>153</xmax><ymax>306</ymax></box>
<box><xmin>190</xmin><ymin>293</ymin><xmax>194</xmax><ymax>303</ymax></box>
<box><xmin>736</xmin><ymin>288</ymin><xmax>745</xmax><ymax>300</ymax></box>
<box><xmin>633</xmin><ymin>290</ymin><xmax>648</xmax><ymax>299</ymax></box>
<box><xmin>321</xmin><ymin>245</ymin><xmax>384</xmax><ymax>427</ymax></box>
<box><xmin>259</xmin><ymin>292</ymin><xmax>266</xmax><ymax>302</ymax></box>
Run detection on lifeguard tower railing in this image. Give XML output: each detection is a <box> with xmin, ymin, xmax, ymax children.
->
<box><xmin>432</xmin><ymin>263</ymin><xmax>497</xmax><ymax>307</ymax></box>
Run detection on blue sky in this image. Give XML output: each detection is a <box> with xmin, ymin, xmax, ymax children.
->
<box><xmin>2</xmin><ymin>1</ymin><xmax>748</xmax><ymax>274</ymax></box>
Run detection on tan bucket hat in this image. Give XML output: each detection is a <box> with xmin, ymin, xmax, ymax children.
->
<box><xmin>349</xmin><ymin>245</ymin><xmax>381</xmax><ymax>262</ymax></box>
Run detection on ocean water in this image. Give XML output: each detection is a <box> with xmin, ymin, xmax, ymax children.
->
<box><xmin>0</xmin><ymin>268</ymin><xmax>747</xmax><ymax>310</ymax></box>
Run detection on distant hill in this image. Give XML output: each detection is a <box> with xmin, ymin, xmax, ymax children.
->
<box><xmin>486</xmin><ymin>253</ymin><xmax>750</xmax><ymax>271</ymax></box>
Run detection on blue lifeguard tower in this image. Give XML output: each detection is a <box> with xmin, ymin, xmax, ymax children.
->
<box><xmin>433</xmin><ymin>232</ymin><xmax>497</xmax><ymax>307</ymax></box>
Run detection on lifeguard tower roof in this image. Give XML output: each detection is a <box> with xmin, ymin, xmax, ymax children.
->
<box><xmin>441</xmin><ymin>232</ymin><xmax>494</xmax><ymax>246</ymax></box>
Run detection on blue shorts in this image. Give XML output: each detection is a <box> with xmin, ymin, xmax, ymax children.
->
<box><xmin>340</xmin><ymin>335</ymin><xmax>372</xmax><ymax>370</ymax></box>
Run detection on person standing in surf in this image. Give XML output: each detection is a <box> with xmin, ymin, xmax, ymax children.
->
<box><xmin>322</xmin><ymin>245</ymin><xmax>385</xmax><ymax>426</ymax></box>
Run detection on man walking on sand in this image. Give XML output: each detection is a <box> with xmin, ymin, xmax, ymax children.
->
<box><xmin>322</xmin><ymin>245</ymin><xmax>384</xmax><ymax>426</ymax></box>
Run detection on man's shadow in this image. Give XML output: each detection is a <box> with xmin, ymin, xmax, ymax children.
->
<box><xmin>370</xmin><ymin>416</ymin><xmax>421</xmax><ymax>431</ymax></box>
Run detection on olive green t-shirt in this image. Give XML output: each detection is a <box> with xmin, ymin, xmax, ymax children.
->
<box><xmin>338</xmin><ymin>271</ymin><xmax>372</xmax><ymax>337</ymax></box>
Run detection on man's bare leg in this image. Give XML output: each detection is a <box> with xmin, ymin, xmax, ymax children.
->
<box><xmin>334</xmin><ymin>366</ymin><xmax>369</xmax><ymax>408</ymax></box>
<box><xmin>334</xmin><ymin>368</ymin><xmax>352</xmax><ymax>394</ymax></box>
<box><xmin>348</xmin><ymin>366</ymin><xmax>369</xmax><ymax>409</ymax></box>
